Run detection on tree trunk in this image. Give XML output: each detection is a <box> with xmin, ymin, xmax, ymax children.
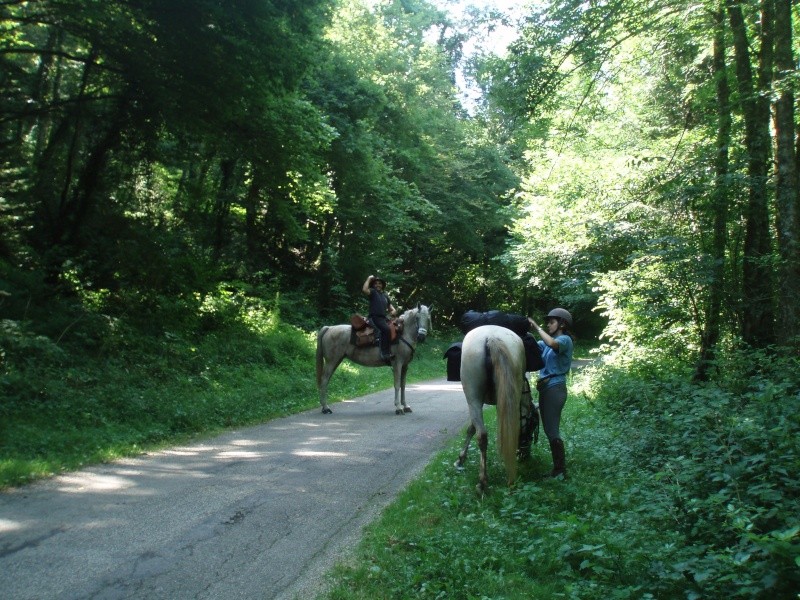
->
<box><xmin>213</xmin><ymin>159</ymin><xmax>239</xmax><ymax>258</ymax></box>
<box><xmin>727</xmin><ymin>0</ymin><xmax>775</xmax><ymax>345</ymax></box>
<box><xmin>773</xmin><ymin>0</ymin><xmax>800</xmax><ymax>342</ymax></box>
<box><xmin>31</xmin><ymin>29</ymin><xmax>64</xmax><ymax>163</ymax></box>
<box><xmin>696</xmin><ymin>4</ymin><xmax>732</xmax><ymax>381</ymax></box>
<box><xmin>244</xmin><ymin>166</ymin><xmax>264</xmax><ymax>269</ymax></box>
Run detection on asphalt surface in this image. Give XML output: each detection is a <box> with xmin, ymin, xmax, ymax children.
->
<box><xmin>0</xmin><ymin>378</ymin><xmax>469</xmax><ymax>600</ymax></box>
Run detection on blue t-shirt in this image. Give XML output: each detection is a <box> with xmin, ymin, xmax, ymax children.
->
<box><xmin>538</xmin><ymin>334</ymin><xmax>573</xmax><ymax>387</ymax></box>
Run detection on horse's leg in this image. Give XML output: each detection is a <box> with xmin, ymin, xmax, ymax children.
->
<box><xmin>467</xmin><ymin>402</ymin><xmax>489</xmax><ymax>493</ymax></box>
<box><xmin>455</xmin><ymin>422</ymin><xmax>476</xmax><ymax>469</ymax></box>
<box><xmin>392</xmin><ymin>362</ymin><xmax>404</xmax><ymax>415</ymax></box>
<box><xmin>477</xmin><ymin>427</ymin><xmax>489</xmax><ymax>493</ymax></box>
<box><xmin>400</xmin><ymin>362</ymin><xmax>411</xmax><ymax>413</ymax></box>
<box><xmin>319</xmin><ymin>355</ymin><xmax>345</xmax><ymax>414</ymax></box>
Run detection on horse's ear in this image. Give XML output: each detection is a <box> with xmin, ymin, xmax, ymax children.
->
<box><xmin>428</xmin><ymin>304</ymin><xmax>433</xmax><ymax>312</ymax></box>
<box><xmin>416</xmin><ymin>302</ymin><xmax>420</xmax><ymax>310</ymax></box>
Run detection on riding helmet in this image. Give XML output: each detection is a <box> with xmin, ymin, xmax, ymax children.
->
<box><xmin>547</xmin><ymin>308</ymin><xmax>573</xmax><ymax>328</ymax></box>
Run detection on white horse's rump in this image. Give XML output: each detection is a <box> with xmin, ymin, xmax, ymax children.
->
<box><xmin>455</xmin><ymin>325</ymin><xmax>525</xmax><ymax>492</ymax></box>
<box><xmin>316</xmin><ymin>305</ymin><xmax>431</xmax><ymax>415</ymax></box>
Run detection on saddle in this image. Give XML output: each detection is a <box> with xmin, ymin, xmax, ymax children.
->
<box><xmin>350</xmin><ymin>314</ymin><xmax>401</xmax><ymax>348</ymax></box>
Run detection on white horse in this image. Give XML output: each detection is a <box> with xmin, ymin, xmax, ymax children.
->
<box><xmin>316</xmin><ymin>305</ymin><xmax>431</xmax><ymax>415</ymax></box>
<box><xmin>455</xmin><ymin>325</ymin><xmax>525</xmax><ymax>492</ymax></box>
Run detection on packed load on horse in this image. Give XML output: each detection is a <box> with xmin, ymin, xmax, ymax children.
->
<box><xmin>444</xmin><ymin>309</ymin><xmax>544</xmax><ymax>381</ymax></box>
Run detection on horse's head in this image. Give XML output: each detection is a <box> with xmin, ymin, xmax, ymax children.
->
<box><xmin>415</xmin><ymin>303</ymin><xmax>431</xmax><ymax>343</ymax></box>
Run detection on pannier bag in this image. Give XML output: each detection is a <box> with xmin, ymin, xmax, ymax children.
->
<box><xmin>523</xmin><ymin>333</ymin><xmax>544</xmax><ymax>372</ymax></box>
<box><xmin>457</xmin><ymin>310</ymin><xmax>544</xmax><ymax>372</ymax></box>
<box><xmin>443</xmin><ymin>343</ymin><xmax>463</xmax><ymax>381</ymax></box>
<box><xmin>460</xmin><ymin>309</ymin><xmax>530</xmax><ymax>337</ymax></box>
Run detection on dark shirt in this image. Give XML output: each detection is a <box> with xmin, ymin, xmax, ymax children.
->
<box><xmin>368</xmin><ymin>288</ymin><xmax>391</xmax><ymax>318</ymax></box>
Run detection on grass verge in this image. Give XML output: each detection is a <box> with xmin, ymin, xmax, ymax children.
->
<box><xmin>320</xmin><ymin>357</ymin><xmax>800</xmax><ymax>599</ymax></box>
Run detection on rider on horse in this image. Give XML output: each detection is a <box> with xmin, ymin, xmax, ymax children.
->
<box><xmin>362</xmin><ymin>275</ymin><xmax>397</xmax><ymax>362</ymax></box>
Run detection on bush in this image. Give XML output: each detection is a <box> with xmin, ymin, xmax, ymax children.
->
<box><xmin>589</xmin><ymin>344</ymin><xmax>800</xmax><ymax>598</ymax></box>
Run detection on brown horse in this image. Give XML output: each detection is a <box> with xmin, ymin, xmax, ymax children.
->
<box><xmin>315</xmin><ymin>305</ymin><xmax>431</xmax><ymax>415</ymax></box>
<box><xmin>454</xmin><ymin>325</ymin><xmax>524</xmax><ymax>493</ymax></box>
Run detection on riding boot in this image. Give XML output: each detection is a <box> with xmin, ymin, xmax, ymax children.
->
<box><xmin>549</xmin><ymin>438</ymin><xmax>567</xmax><ymax>478</ymax></box>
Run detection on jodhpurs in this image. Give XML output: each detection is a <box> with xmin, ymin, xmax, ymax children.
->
<box><xmin>538</xmin><ymin>382</ymin><xmax>567</xmax><ymax>441</ymax></box>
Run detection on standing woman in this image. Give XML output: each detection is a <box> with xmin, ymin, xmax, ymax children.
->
<box><xmin>528</xmin><ymin>308</ymin><xmax>574</xmax><ymax>478</ymax></box>
<box><xmin>362</xmin><ymin>275</ymin><xmax>397</xmax><ymax>362</ymax></box>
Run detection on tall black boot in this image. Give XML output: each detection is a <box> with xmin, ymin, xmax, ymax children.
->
<box><xmin>549</xmin><ymin>438</ymin><xmax>567</xmax><ymax>478</ymax></box>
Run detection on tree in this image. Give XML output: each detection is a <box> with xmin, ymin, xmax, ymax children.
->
<box><xmin>482</xmin><ymin>0</ymin><xmax>798</xmax><ymax>351</ymax></box>
<box><xmin>1</xmin><ymin>0</ymin><xmax>332</xmax><ymax>291</ymax></box>
<box><xmin>308</xmin><ymin>0</ymin><xmax>518</xmax><ymax>319</ymax></box>
<box><xmin>772</xmin><ymin>0</ymin><xmax>800</xmax><ymax>340</ymax></box>
<box><xmin>726</xmin><ymin>0</ymin><xmax>775</xmax><ymax>345</ymax></box>
<box><xmin>696</xmin><ymin>2</ymin><xmax>733</xmax><ymax>380</ymax></box>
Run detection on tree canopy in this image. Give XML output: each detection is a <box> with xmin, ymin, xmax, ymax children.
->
<box><xmin>1</xmin><ymin>0</ymin><xmax>798</xmax><ymax>350</ymax></box>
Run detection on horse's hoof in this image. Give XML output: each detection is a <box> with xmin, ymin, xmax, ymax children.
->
<box><xmin>322</xmin><ymin>408</ymin><xmax>333</xmax><ymax>414</ymax></box>
<box><xmin>395</xmin><ymin>408</ymin><xmax>404</xmax><ymax>415</ymax></box>
<box><xmin>403</xmin><ymin>406</ymin><xmax>412</xmax><ymax>413</ymax></box>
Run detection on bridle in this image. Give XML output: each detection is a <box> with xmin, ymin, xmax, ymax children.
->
<box><xmin>399</xmin><ymin>306</ymin><xmax>429</xmax><ymax>357</ymax></box>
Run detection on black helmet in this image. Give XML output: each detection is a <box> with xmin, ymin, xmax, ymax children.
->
<box><xmin>547</xmin><ymin>308</ymin><xmax>573</xmax><ymax>328</ymax></box>
<box><xmin>371</xmin><ymin>276</ymin><xmax>387</xmax><ymax>288</ymax></box>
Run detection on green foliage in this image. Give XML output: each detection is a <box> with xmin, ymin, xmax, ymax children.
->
<box><xmin>307</xmin><ymin>0</ymin><xmax>519</xmax><ymax>319</ymax></box>
<box><xmin>587</xmin><ymin>344</ymin><xmax>800</xmax><ymax>597</ymax></box>
<box><xmin>322</xmin><ymin>345</ymin><xmax>800</xmax><ymax>599</ymax></box>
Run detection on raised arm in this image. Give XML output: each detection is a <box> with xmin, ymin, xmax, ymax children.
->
<box><xmin>362</xmin><ymin>275</ymin><xmax>375</xmax><ymax>296</ymax></box>
<box><xmin>529</xmin><ymin>317</ymin><xmax>560</xmax><ymax>351</ymax></box>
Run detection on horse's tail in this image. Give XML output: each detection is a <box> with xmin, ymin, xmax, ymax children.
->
<box><xmin>316</xmin><ymin>326</ymin><xmax>329</xmax><ymax>388</ymax></box>
<box><xmin>486</xmin><ymin>337</ymin><xmax>521</xmax><ymax>486</ymax></box>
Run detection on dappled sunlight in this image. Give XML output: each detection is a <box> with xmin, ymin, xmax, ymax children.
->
<box><xmin>217</xmin><ymin>450</ymin><xmax>264</xmax><ymax>459</ymax></box>
<box><xmin>302</xmin><ymin>433</ymin><xmax>358</xmax><ymax>443</ymax></box>
<box><xmin>409</xmin><ymin>382</ymin><xmax>463</xmax><ymax>393</ymax></box>
<box><xmin>292</xmin><ymin>450</ymin><xmax>348</xmax><ymax>458</ymax></box>
<box><xmin>161</xmin><ymin>449</ymin><xmax>203</xmax><ymax>456</ymax></box>
<box><xmin>57</xmin><ymin>473</ymin><xmax>137</xmax><ymax>494</ymax></box>
<box><xmin>0</xmin><ymin>518</ymin><xmax>24</xmax><ymax>534</ymax></box>
<box><xmin>230</xmin><ymin>438</ymin><xmax>266</xmax><ymax>446</ymax></box>
<box><xmin>337</xmin><ymin>362</ymin><xmax>360</xmax><ymax>374</ymax></box>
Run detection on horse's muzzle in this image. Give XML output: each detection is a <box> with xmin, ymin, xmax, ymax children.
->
<box><xmin>417</xmin><ymin>328</ymin><xmax>427</xmax><ymax>343</ymax></box>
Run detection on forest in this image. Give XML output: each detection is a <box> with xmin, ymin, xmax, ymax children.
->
<box><xmin>1</xmin><ymin>0</ymin><xmax>799</xmax><ymax>597</ymax></box>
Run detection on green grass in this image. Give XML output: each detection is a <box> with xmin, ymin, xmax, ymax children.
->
<box><xmin>321</xmin><ymin>369</ymin><xmax>667</xmax><ymax>599</ymax></box>
<box><xmin>320</xmin><ymin>354</ymin><xmax>800</xmax><ymax>600</ymax></box>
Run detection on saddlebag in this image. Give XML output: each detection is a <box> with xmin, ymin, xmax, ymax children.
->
<box><xmin>443</xmin><ymin>343</ymin><xmax>463</xmax><ymax>381</ymax></box>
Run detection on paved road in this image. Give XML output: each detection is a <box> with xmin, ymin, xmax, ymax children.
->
<box><xmin>0</xmin><ymin>379</ymin><xmax>468</xmax><ymax>600</ymax></box>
